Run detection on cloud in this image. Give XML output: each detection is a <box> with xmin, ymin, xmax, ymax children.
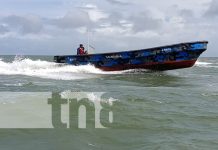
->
<box><xmin>50</xmin><ymin>5</ymin><xmax>108</xmax><ymax>30</ymax></box>
<box><xmin>0</xmin><ymin>24</ymin><xmax>9</xmax><ymax>34</ymax></box>
<box><xmin>96</xmin><ymin>9</ymin><xmax>163</xmax><ymax>34</ymax></box>
<box><xmin>80</xmin><ymin>4</ymin><xmax>109</xmax><ymax>22</ymax></box>
<box><xmin>0</xmin><ymin>0</ymin><xmax>216</xmax><ymax>56</ymax></box>
<box><xmin>78</xmin><ymin>4</ymin><xmax>98</xmax><ymax>10</ymax></box>
<box><xmin>1</xmin><ymin>15</ymin><xmax>43</xmax><ymax>34</ymax></box>
<box><xmin>106</xmin><ymin>0</ymin><xmax>130</xmax><ymax>5</ymax></box>
<box><xmin>128</xmin><ymin>11</ymin><xmax>163</xmax><ymax>33</ymax></box>
<box><xmin>204</xmin><ymin>0</ymin><xmax>218</xmax><ymax>18</ymax></box>
<box><xmin>99</xmin><ymin>11</ymin><xmax>125</xmax><ymax>27</ymax></box>
<box><xmin>179</xmin><ymin>9</ymin><xmax>194</xmax><ymax>20</ymax></box>
<box><xmin>50</xmin><ymin>10</ymin><xmax>91</xmax><ymax>29</ymax></box>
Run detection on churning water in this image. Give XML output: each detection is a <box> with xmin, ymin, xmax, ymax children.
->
<box><xmin>0</xmin><ymin>55</ymin><xmax>218</xmax><ymax>150</ymax></box>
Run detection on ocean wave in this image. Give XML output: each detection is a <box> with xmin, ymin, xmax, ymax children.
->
<box><xmin>195</xmin><ymin>61</ymin><xmax>213</xmax><ymax>66</ymax></box>
<box><xmin>0</xmin><ymin>56</ymin><xmax>124</xmax><ymax>80</ymax></box>
<box><xmin>3</xmin><ymin>83</ymin><xmax>25</xmax><ymax>87</ymax></box>
<box><xmin>195</xmin><ymin>61</ymin><xmax>218</xmax><ymax>68</ymax></box>
<box><xmin>3</xmin><ymin>82</ymin><xmax>35</xmax><ymax>87</ymax></box>
<box><xmin>60</xmin><ymin>91</ymin><xmax>118</xmax><ymax>104</ymax></box>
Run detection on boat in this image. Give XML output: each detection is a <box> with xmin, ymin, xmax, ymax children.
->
<box><xmin>54</xmin><ymin>41</ymin><xmax>208</xmax><ymax>71</ymax></box>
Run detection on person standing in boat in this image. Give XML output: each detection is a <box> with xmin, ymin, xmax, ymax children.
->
<box><xmin>77</xmin><ymin>44</ymin><xmax>87</xmax><ymax>55</ymax></box>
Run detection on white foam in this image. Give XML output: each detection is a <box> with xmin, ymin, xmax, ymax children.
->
<box><xmin>0</xmin><ymin>56</ymin><xmax>124</xmax><ymax>80</ymax></box>
<box><xmin>3</xmin><ymin>83</ymin><xmax>24</xmax><ymax>87</ymax></box>
<box><xmin>60</xmin><ymin>91</ymin><xmax>118</xmax><ymax>104</ymax></box>
<box><xmin>195</xmin><ymin>61</ymin><xmax>212</xmax><ymax>66</ymax></box>
<box><xmin>195</xmin><ymin>61</ymin><xmax>218</xmax><ymax>68</ymax></box>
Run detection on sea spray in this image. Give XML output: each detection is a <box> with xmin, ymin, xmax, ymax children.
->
<box><xmin>0</xmin><ymin>56</ymin><xmax>125</xmax><ymax>80</ymax></box>
<box><xmin>195</xmin><ymin>60</ymin><xmax>218</xmax><ymax>68</ymax></box>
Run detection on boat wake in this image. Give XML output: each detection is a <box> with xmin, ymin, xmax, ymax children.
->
<box><xmin>195</xmin><ymin>60</ymin><xmax>218</xmax><ymax>68</ymax></box>
<box><xmin>0</xmin><ymin>56</ymin><xmax>125</xmax><ymax>80</ymax></box>
<box><xmin>1</xmin><ymin>56</ymin><xmax>214</xmax><ymax>80</ymax></box>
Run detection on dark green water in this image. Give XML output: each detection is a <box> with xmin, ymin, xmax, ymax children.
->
<box><xmin>0</xmin><ymin>56</ymin><xmax>218</xmax><ymax>150</ymax></box>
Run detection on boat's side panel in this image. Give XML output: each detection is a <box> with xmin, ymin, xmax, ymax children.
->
<box><xmin>98</xmin><ymin>60</ymin><xmax>197</xmax><ymax>71</ymax></box>
<box><xmin>54</xmin><ymin>41</ymin><xmax>208</xmax><ymax>71</ymax></box>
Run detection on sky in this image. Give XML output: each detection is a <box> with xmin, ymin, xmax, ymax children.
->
<box><xmin>0</xmin><ymin>0</ymin><xmax>217</xmax><ymax>56</ymax></box>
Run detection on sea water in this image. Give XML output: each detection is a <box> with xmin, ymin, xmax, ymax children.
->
<box><xmin>0</xmin><ymin>55</ymin><xmax>218</xmax><ymax>150</ymax></box>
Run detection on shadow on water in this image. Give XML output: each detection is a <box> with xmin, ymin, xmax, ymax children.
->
<box><xmin>102</xmin><ymin>70</ymin><xmax>189</xmax><ymax>87</ymax></box>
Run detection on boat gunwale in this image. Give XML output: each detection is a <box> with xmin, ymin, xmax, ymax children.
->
<box><xmin>54</xmin><ymin>41</ymin><xmax>208</xmax><ymax>57</ymax></box>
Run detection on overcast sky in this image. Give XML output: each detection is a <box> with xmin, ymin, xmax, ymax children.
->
<box><xmin>0</xmin><ymin>0</ymin><xmax>217</xmax><ymax>56</ymax></box>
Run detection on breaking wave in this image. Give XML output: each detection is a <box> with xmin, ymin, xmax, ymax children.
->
<box><xmin>2</xmin><ymin>56</ymin><xmax>215</xmax><ymax>80</ymax></box>
<box><xmin>60</xmin><ymin>90</ymin><xmax>118</xmax><ymax>104</ymax></box>
<box><xmin>0</xmin><ymin>56</ymin><xmax>124</xmax><ymax>80</ymax></box>
<box><xmin>195</xmin><ymin>60</ymin><xmax>218</xmax><ymax>68</ymax></box>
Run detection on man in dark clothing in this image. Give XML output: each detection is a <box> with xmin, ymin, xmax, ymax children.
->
<box><xmin>77</xmin><ymin>44</ymin><xmax>87</xmax><ymax>55</ymax></box>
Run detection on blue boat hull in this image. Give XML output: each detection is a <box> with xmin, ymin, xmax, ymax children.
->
<box><xmin>54</xmin><ymin>41</ymin><xmax>208</xmax><ymax>71</ymax></box>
